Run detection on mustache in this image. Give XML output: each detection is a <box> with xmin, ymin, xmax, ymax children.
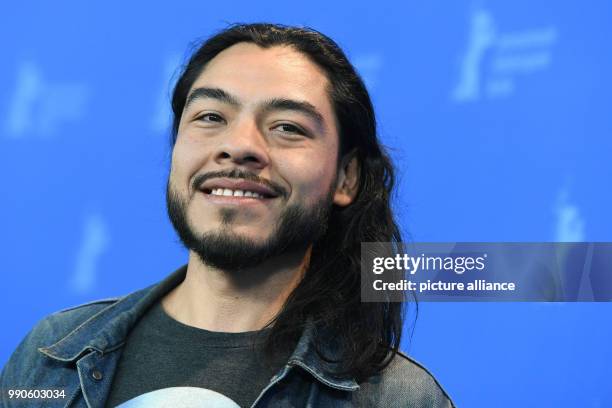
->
<box><xmin>192</xmin><ymin>169</ymin><xmax>287</xmax><ymax>198</ymax></box>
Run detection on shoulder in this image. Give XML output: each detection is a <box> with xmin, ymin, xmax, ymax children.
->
<box><xmin>355</xmin><ymin>351</ymin><xmax>455</xmax><ymax>408</ymax></box>
<box><xmin>8</xmin><ymin>297</ymin><xmax>122</xmax><ymax>351</ymax></box>
<box><xmin>29</xmin><ymin>297</ymin><xmax>123</xmax><ymax>347</ymax></box>
<box><xmin>54</xmin><ymin>297</ymin><xmax>122</xmax><ymax>325</ymax></box>
<box><xmin>1</xmin><ymin>297</ymin><xmax>121</xmax><ymax>380</ymax></box>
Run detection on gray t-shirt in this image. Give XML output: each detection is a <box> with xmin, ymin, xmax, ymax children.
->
<box><xmin>106</xmin><ymin>301</ymin><xmax>290</xmax><ymax>408</ymax></box>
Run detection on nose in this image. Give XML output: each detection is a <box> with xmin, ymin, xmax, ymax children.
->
<box><xmin>213</xmin><ymin>118</ymin><xmax>269</xmax><ymax>170</ymax></box>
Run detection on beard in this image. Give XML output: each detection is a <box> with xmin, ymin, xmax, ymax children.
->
<box><xmin>166</xmin><ymin>180</ymin><xmax>334</xmax><ymax>272</ymax></box>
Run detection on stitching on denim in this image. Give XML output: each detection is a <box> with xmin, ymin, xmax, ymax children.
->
<box><xmin>39</xmin><ymin>293</ymin><xmax>135</xmax><ymax>358</ymax></box>
<box><xmin>289</xmin><ymin>359</ymin><xmax>359</xmax><ymax>391</ymax></box>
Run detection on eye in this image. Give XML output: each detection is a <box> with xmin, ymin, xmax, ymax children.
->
<box><xmin>272</xmin><ymin>123</ymin><xmax>307</xmax><ymax>137</ymax></box>
<box><xmin>196</xmin><ymin>112</ymin><xmax>225</xmax><ymax>123</ymax></box>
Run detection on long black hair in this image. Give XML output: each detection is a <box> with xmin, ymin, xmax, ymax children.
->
<box><xmin>170</xmin><ymin>23</ymin><xmax>406</xmax><ymax>382</ymax></box>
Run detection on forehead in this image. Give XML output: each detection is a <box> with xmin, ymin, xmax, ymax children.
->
<box><xmin>187</xmin><ymin>43</ymin><xmax>336</xmax><ymax>126</ymax></box>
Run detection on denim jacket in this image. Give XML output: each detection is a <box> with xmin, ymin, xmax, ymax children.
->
<box><xmin>1</xmin><ymin>266</ymin><xmax>454</xmax><ymax>408</ymax></box>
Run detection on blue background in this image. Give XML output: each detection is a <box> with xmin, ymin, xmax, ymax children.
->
<box><xmin>1</xmin><ymin>1</ymin><xmax>611</xmax><ymax>406</ymax></box>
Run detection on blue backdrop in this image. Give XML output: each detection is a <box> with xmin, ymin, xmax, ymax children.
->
<box><xmin>2</xmin><ymin>1</ymin><xmax>611</xmax><ymax>406</ymax></box>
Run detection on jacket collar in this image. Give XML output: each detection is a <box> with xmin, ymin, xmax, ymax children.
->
<box><xmin>39</xmin><ymin>265</ymin><xmax>188</xmax><ymax>362</ymax></box>
<box><xmin>39</xmin><ymin>265</ymin><xmax>359</xmax><ymax>391</ymax></box>
<box><xmin>287</xmin><ymin>321</ymin><xmax>359</xmax><ymax>390</ymax></box>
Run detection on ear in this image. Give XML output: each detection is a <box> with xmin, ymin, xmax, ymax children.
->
<box><xmin>333</xmin><ymin>151</ymin><xmax>360</xmax><ymax>207</ymax></box>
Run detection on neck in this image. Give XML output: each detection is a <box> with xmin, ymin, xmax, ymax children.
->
<box><xmin>162</xmin><ymin>247</ymin><xmax>311</xmax><ymax>333</ymax></box>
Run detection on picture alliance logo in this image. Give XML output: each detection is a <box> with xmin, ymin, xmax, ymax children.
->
<box><xmin>371</xmin><ymin>253</ymin><xmax>488</xmax><ymax>275</ymax></box>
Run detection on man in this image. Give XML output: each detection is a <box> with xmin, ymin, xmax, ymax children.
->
<box><xmin>1</xmin><ymin>24</ymin><xmax>453</xmax><ymax>407</ymax></box>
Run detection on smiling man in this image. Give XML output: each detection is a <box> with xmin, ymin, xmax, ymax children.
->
<box><xmin>1</xmin><ymin>24</ymin><xmax>453</xmax><ymax>407</ymax></box>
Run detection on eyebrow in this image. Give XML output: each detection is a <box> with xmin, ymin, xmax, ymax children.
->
<box><xmin>184</xmin><ymin>87</ymin><xmax>240</xmax><ymax>110</ymax></box>
<box><xmin>184</xmin><ymin>87</ymin><xmax>327</xmax><ymax>131</ymax></box>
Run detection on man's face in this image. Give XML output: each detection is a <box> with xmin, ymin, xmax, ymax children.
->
<box><xmin>167</xmin><ymin>43</ymin><xmax>347</xmax><ymax>270</ymax></box>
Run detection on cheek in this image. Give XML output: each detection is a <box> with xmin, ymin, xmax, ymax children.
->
<box><xmin>169</xmin><ymin>140</ymin><xmax>209</xmax><ymax>193</ymax></box>
<box><xmin>276</xmin><ymin>149</ymin><xmax>338</xmax><ymax>203</ymax></box>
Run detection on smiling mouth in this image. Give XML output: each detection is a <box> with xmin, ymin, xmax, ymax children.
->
<box><xmin>201</xmin><ymin>188</ymin><xmax>275</xmax><ymax>199</ymax></box>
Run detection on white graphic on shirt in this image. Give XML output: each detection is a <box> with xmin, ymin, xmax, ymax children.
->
<box><xmin>116</xmin><ymin>386</ymin><xmax>240</xmax><ymax>408</ymax></box>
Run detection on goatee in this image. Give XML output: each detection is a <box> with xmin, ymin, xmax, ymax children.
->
<box><xmin>166</xmin><ymin>181</ymin><xmax>333</xmax><ymax>272</ymax></box>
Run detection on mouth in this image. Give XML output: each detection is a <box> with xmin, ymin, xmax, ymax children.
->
<box><xmin>200</xmin><ymin>187</ymin><xmax>275</xmax><ymax>199</ymax></box>
<box><xmin>198</xmin><ymin>178</ymin><xmax>283</xmax><ymax>201</ymax></box>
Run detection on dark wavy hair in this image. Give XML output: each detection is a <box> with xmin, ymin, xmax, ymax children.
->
<box><xmin>169</xmin><ymin>23</ymin><xmax>406</xmax><ymax>382</ymax></box>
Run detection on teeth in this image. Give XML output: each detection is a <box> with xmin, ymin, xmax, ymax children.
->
<box><xmin>209</xmin><ymin>188</ymin><xmax>264</xmax><ymax>198</ymax></box>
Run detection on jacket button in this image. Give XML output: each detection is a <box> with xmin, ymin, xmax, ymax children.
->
<box><xmin>91</xmin><ymin>369</ymin><xmax>103</xmax><ymax>381</ymax></box>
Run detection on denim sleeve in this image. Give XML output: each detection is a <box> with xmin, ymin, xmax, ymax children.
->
<box><xmin>1</xmin><ymin>317</ymin><xmax>57</xmax><ymax>407</ymax></box>
<box><xmin>352</xmin><ymin>352</ymin><xmax>456</xmax><ymax>408</ymax></box>
<box><xmin>1</xmin><ymin>302</ymin><xmax>114</xmax><ymax>407</ymax></box>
